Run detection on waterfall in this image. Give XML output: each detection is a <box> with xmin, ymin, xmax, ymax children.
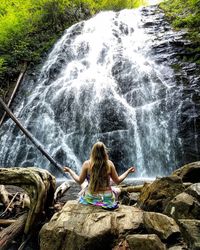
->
<box><xmin>0</xmin><ymin>6</ymin><xmax>185</xmax><ymax>178</ymax></box>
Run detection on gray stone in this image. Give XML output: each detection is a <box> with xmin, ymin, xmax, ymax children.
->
<box><xmin>172</xmin><ymin>162</ymin><xmax>200</xmax><ymax>183</ymax></box>
<box><xmin>143</xmin><ymin>212</ymin><xmax>181</xmax><ymax>241</ymax></box>
<box><xmin>164</xmin><ymin>192</ymin><xmax>200</xmax><ymax>220</ymax></box>
<box><xmin>138</xmin><ymin>176</ymin><xmax>184</xmax><ymax>212</ymax></box>
<box><xmin>185</xmin><ymin>183</ymin><xmax>200</xmax><ymax>202</ymax></box>
<box><xmin>126</xmin><ymin>234</ymin><xmax>166</xmax><ymax>250</ymax></box>
<box><xmin>129</xmin><ymin>192</ymin><xmax>140</xmax><ymax>205</ymax></box>
<box><xmin>178</xmin><ymin>219</ymin><xmax>200</xmax><ymax>250</ymax></box>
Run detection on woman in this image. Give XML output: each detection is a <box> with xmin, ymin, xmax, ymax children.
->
<box><xmin>64</xmin><ymin>141</ymin><xmax>135</xmax><ymax>209</ymax></box>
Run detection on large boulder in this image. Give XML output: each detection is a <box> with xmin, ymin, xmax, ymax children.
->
<box><xmin>185</xmin><ymin>183</ymin><xmax>200</xmax><ymax>202</ymax></box>
<box><xmin>137</xmin><ymin>176</ymin><xmax>184</xmax><ymax>212</ymax></box>
<box><xmin>39</xmin><ymin>200</ymin><xmax>144</xmax><ymax>250</ymax></box>
<box><xmin>178</xmin><ymin>219</ymin><xmax>200</xmax><ymax>250</ymax></box>
<box><xmin>164</xmin><ymin>191</ymin><xmax>200</xmax><ymax>220</ymax></box>
<box><xmin>126</xmin><ymin>234</ymin><xmax>166</xmax><ymax>250</ymax></box>
<box><xmin>172</xmin><ymin>162</ymin><xmax>200</xmax><ymax>183</ymax></box>
<box><xmin>143</xmin><ymin>212</ymin><xmax>181</xmax><ymax>242</ymax></box>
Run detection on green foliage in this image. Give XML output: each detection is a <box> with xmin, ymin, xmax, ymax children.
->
<box><xmin>0</xmin><ymin>0</ymin><xmax>145</xmax><ymax>95</ymax></box>
<box><xmin>0</xmin><ymin>58</ymin><xmax>6</xmax><ymax>74</ymax></box>
<box><xmin>160</xmin><ymin>0</ymin><xmax>200</xmax><ymax>31</ymax></box>
<box><xmin>73</xmin><ymin>0</ymin><xmax>144</xmax><ymax>12</ymax></box>
<box><xmin>160</xmin><ymin>0</ymin><xmax>200</xmax><ymax>64</ymax></box>
<box><xmin>0</xmin><ymin>56</ymin><xmax>7</xmax><ymax>80</ymax></box>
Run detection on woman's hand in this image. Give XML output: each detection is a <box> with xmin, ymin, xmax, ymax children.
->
<box><xmin>63</xmin><ymin>163</ymin><xmax>87</xmax><ymax>185</ymax></box>
<box><xmin>128</xmin><ymin>166</ymin><xmax>136</xmax><ymax>173</ymax></box>
<box><xmin>63</xmin><ymin>166</ymin><xmax>70</xmax><ymax>173</ymax></box>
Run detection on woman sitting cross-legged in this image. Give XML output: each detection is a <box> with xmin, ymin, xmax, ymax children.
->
<box><xmin>64</xmin><ymin>141</ymin><xmax>135</xmax><ymax>210</ymax></box>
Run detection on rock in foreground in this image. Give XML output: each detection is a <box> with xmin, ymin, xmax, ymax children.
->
<box><xmin>126</xmin><ymin>234</ymin><xmax>166</xmax><ymax>250</ymax></box>
<box><xmin>39</xmin><ymin>200</ymin><xmax>143</xmax><ymax>250</ymax></box>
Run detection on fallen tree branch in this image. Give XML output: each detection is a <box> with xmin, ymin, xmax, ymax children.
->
<box><xmin>0</xmin><ymin>185</ymin><xmax>10</xmax><ymax>207</ymax></box>
<box><xmin>0</xmin><ymin>167</ymin><xmax>56</xmax><ymax>234</ymax></box>
<box><xmin>0</xmin><ymin>212</ymin><xmax>27</xmax><ymax>250</ymax></box>
<box><xmin>0</xmin><ymin>219</ymin><xmax>16</xmax><ymax>226</ymax></box>
<box><xmin>121</xmin><ymin>185</ymin><xmax>145</xmax><ymax>193</ymax></box>
<box><xmin>0</xmin><ymin>192</ymin><xmax>18</xmax><ymax>218</ymax></box>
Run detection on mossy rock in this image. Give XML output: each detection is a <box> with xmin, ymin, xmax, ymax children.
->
<box><xmin>138</xmin><ymin>176</ymin><xmax>184</xmax><ymax>213</ymax></box>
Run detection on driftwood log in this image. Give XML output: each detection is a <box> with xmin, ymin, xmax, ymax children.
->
<box><xmin>0</xmin><ymin>219</ymin><xmax>16</xmax><ymax>226</ymax></box>
<box><xmin>0</xmin><ymin>185</ymin><xmax>10</xmax><ymax>206</ymax></box>
<box><xmin>0</xmin><ymin>167</ymin><xmax>56</xmax><ymax>235</ymax></box>
<box><xmin>0</xmin><ymin>213</ymin><xmax>27</xmax><ymax>250</ymax></box>
<box><xmin>121</xmin><ymin>185</ymin><xmax>144</xmax><ymax>193</ymax></box>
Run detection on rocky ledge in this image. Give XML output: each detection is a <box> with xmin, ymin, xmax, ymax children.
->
<box><xmin>39</xmin><ymin>161</ymin><xmax>200</xmax><ymax>250</ymax></box>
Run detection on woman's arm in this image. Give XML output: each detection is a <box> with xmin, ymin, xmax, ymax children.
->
<box><xmin>110</xmin><ymin>161</ymin><xmax>135</xmax><ymax>185</ymax></box>
<box><xmin>64</xmin><ymin>161</ymin><xmax>88</xmax><ymax>185</ymax></box>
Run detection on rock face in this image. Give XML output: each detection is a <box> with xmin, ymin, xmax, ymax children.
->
<box><xmin>178</xmin><ymin>219</ymin><xmax>200</xmax><ymax>250</ymax></box>
<box><xmin>126</xmin><ymin>234</ymin><xmax>166</xmax><ymax>250</ymax></box>
<box><xmin>172</xmin><ymin>162</ymin><xmax>200</xmax><ymax>183</ymax></box>
<box><xmin>164</xmin><ymin>183</ymin><xmax>200</xmax><ymax>220</ymax></box>
<box><xmin>186</xmin><ymin>183</ymin><xmax>200</xmax><ymax>201</ymax></box>
<box><xmin>164</xmin><ymin>192</ymin><xmax>200</xmax><ymax>220</ymax></box>
<box><xmin>40</xmin><ymin>200</ymin><xmax>144</xmax><ymax>250</ymax></box>
<box><xmin>137</xmin><ymin>176</ymin><xmax>184</xmax><ymax>212</ymax></box>
<box><xmin>143</xmin><ymin>212</ymin><xmax>181</xmax><ymax>242</ymax></box>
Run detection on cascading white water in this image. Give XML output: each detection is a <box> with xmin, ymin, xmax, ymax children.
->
<box><xmin>0</xmin><ymin>7</ymin><xmax>183</xmax><ymax>177</ymax></box>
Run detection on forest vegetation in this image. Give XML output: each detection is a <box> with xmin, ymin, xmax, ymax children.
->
<box><xmin>0</xmin><ymin>0</ymin><xmax>199</xmax><ymax>99</ymax></box>
<box><xmin>160</xmin><ymin>0</ymin><xmax>200</xmax><ymax>63</ymax></box>
<box><xmin>0</xmin><ymin>0</ymin><xmax>145</xmax><ymax>98</ymax></box>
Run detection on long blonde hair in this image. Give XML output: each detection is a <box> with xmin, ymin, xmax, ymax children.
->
<box><xmin>89</xmin><ymin>142</ymin><xmax>110</xmax><ymax>193</ymax></box>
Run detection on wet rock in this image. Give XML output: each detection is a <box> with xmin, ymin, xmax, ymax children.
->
<box><xmin>137</xmin><ymin>176</ymin><xmax>184</xmax><ymax>212</ymax></box>
<box><xmin>126</xmin><ymin>234</ymin><xmax>166</xmax><ymax>250</ymax></box>
<box><xmin>118</xmin><ymin>190</ymin><xmax>140</xmax><ymax>206</ymax></box>
<box><xmin>178</xmin><ymin>219</ymin><xmax>200</xmax><ymax>250</ymax></box>
<box><xmin>118</xmin><ymin>191</ymin><xmax>131</xmax><ymax>205</ymax></box>
<box><xmin>172</xmin><ymin>162</ymin><xmax>200</xmax><ymax>183</ymax></box>
<box><xmin>129</xmin><ymin>192</ymin><xmax>140</xmax><ymax>205</ymax></box>
<box><xmin>164</xmin><ymin>192</ymin><xmax>200</xmax><ymax>220</ymax></box>
<box><xmin>185</xmin><ymin>183</ymin><xmax>200</xmax><ymax>202</ymax></box>
<box><xmin>143</xmin><ymin>212</ymin><xmax>181</xmax><ymax>242</ymax></box>
<box><xmin>143</xmin><ymin>21</ymin><xmax>154</xmax><ymax>27</ymax></box>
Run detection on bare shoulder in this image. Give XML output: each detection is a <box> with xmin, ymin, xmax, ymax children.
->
<box><xmin>108</xmin><ymin>160</ymin><xmax>115</xmax><ymax>172</ymax></box>
<box><xmin>108</xmin><ymin>160</ymin><xmax>115</xmax><ymax>167</ymax></box>
<box><xmin>82</xmin><ymin>160</ymin><xmax>90</xmax><ymax>169</ymax></box>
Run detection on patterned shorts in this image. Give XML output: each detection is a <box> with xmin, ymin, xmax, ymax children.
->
<box><xmin>78</xmin><ymin>186</ymin><xmax>120</xmax><ymax>210</ymax></box>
